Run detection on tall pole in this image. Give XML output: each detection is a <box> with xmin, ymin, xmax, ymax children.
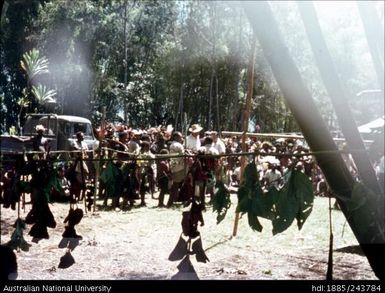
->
<box><xmin>297</xmin><ymin>2</ymin><xmax>383</xmax><ymax>197</ymax></box>
<box><xmin>232</xmin><ymin>34</ymin><xmax>257</xmax><ymax>237</ymax></box>
<box><xmin>123</xmin><ymin>0</ymin><xmax>128</xmax><ymax>124</ymax></box>
<box><xmin>242</xmin><ymin>1</ymin><xmax>384</xmax><ymax>279</ymax></box>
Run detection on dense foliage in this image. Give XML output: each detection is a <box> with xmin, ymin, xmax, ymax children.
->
<box><xmin>1</xmin><ymin>0</ymin><xmax>383</xmax><ymax>133</ymax></box>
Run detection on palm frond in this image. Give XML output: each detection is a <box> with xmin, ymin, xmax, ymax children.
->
<box><xmin>17</xmin><ymin>97</ymin><xmax>30</xmax><ymax>108</ymax></box>
<box><xmin>31</xmin><ymin>84</ymin><xmax>57</xmax><ymax>105</ymax></box>
<box><xmin>21</xmin><ymin>49</ymin><xmax>50</xmax><ymax>80</ymax></box>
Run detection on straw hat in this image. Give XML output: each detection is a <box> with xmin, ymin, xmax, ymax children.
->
<box><xmin>35</xmin><ymin>124</ymin><xmax>46</xmax><ymax>132</ymax></box>
<box><xmin>189</xmin><ymin>124</ymin><xmax>203</xmax><ymax>133</ymax></box>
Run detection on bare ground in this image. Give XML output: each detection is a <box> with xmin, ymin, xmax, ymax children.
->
<box><xmin>0</xmin><ymin>194</ymin><xmax>378</xmax><ymax>280</ymax></box>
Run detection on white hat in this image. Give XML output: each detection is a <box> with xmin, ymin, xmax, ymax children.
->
<box><xmin>35</xmin><ymin>124</ymin><xmax>46</xmax><ymax>132</ymax></box>
<box><xmin>132</xmin><ymin>129</ymin><xmax>142</xmax><ymax>136</ymax></box>
<box><xmin>189</xmin><ymin>124</ymin><xmax>203</xmax><ymax>133</ymax></box>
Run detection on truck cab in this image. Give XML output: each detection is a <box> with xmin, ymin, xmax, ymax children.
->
<box><xmin>2</xmin><ymin>114</ymin><xmax>98</xmax><ymax>154</ymax></box>
<box><xmin>24</xmin><ymin>114</ymin><xmax>98</xmax><ymax>151</ymax></box>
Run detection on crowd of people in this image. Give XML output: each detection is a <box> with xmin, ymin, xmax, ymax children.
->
<box><xmin>2</xmin><ymin>123</ymin><xmax>384</xmax><ymax>212</ymax></box>
<box><xmin>60</xmin><ymin>123</ymin><xmax>324</xmax><ymax>210</ymax></box>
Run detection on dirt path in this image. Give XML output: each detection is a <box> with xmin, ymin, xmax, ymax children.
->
<box><xmin>0</xmin><ymin>195</ymin><xmax>377</xmax><ymax>280</ymax></box>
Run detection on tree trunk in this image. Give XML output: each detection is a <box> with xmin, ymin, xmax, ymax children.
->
<box><xmin>215</xmin><ymin>76</ymin><xmax>220</xmax><ymax>132</ymax></box>
<box><xmin>208</xmin><ymin>69</ymin><xmax>214</xmax><ymax>130</ymax></box>
<box><xmin>242</xmin><ymin>1</ymin><xmax>384</xmax><ymax>279</ymax></box>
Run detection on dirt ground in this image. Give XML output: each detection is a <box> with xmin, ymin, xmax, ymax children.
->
<box><xmin>0</xmin><ymin>193</ymin><xmax>378</xmax><ymax>280</ymax></box>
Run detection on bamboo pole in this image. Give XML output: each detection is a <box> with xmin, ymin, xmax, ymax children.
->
<box><xmin>232</xmin><ymin>34</ymin><xmax>257</xmax><ymax>237</ymax></box>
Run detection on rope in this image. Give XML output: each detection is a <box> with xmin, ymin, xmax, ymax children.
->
<box><xmin>1</xmin><ymin>147</ymin><xmax>368</xmax><ymax>163</ymax></box>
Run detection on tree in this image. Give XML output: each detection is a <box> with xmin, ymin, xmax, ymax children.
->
<box><xmin>18</xmin><ymin>48</ymin><xmax>57</xmax><ymax>133</ymax></box>
<box><xmin>0</xmin><ymin>0</ymin><xmax>46</xmax><ymax>133</ymax></box>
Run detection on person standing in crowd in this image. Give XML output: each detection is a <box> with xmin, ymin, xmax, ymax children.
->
<box><xmin>211</xmin><ymin>131</ymin><xmax>226</xmax><ymax>155</ymax></box>
<box><xmin>167</xmin><ymin>132</ymin><xmax>185</xmax><ymax>207</ymax></box>
<box><xmin>157</xmin><ymin>149</ymin><xmax>171</xmax><ymax>207</ymax></box>
<box><xmin>12</xmin><ymin>124</ymin><xmax>49</xmax><ymax>159</ymax></box>
<box><xmin>137</xmin><ymin>141</ymin><xmax>155</xmax><ymax>206</ymax></box>
<box><xmin>32</xmin><ymin>124</ymin><xmax>49</xmax><ymax>154</ymax></box>
<box><xmin>70</xmin><ymin>131</ymin><xmax>89</xmax><ymax>202</ymax></box>
<box><xmin>186</xmin><ymin>124</ymin><xmax>203</xmax><ymax>152</ymax></box>
<box><xmin>197</xmin><ymin>136</ymin><xmax>219</xmax><ymax>205</ymax></box>
<box><xmin>263</xmin><ymin>162</ymin><xmax>282</xmax><ymax>190</ymax></box>
<box><xmin>127</xmin><ymin>130</ymin><xmax>141</xmax><ymax>154</ymax></box>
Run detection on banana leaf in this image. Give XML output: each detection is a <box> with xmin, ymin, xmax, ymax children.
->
<box><xmin>273</xmin><ymin>170</ymin><xmax>314</xmax><ymax>235</ymax></box>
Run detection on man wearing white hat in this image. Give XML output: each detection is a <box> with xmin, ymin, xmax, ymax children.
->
<box><xmin>13</xmin><ymin>124</ymin><xmax>48</xmax><ymax>157</ymax></box>
<box><xmin>33</xmin><ymin>124</ymin><xmax>49</xmax><ymax>153</ymax></box>
<box><xmin>186</xmin><ymin>124</ymin><xmax>202</xmax><ymax>152</ymax></box>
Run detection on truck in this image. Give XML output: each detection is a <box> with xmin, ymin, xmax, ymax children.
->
<box><xmin>1</xmin><ymin>113</ymin><xmax>98</xmax><ymax>155</ymax></box>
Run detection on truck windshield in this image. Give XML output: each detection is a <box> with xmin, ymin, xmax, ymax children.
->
<box><xmin>23</xmin><ymin>115</ymin><xmax>56</xmax><ymax>136</ymax></box>
<box><xmin>58</xmin><ymin>120</ymin><xmax>94</xmax><ymax>139</ymax></box>
<box><xmin>73</xmin><ymin>122</ymin><xmax>93</xmax><ymax>138</ymax></box>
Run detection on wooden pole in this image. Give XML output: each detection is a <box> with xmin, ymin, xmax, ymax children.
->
<box><xmin>232</xmin><ymin>34</ymin><xmax>257</xmax><ymax>237</ymax></box>
<box><xmin>93</xmin><ymin>106</ymin><xmax>106</xmax><ymax>212</ymax></box>
<box><xmin>297</xmin><ymin>1</ymin><xmax>383</xmax><ymax>197</ymax></box>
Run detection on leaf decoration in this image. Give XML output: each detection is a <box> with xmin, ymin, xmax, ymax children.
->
<box><xmin>212</xmin><ymin>181</ymin><xmax>231</xmax><ymax>224</ymax></box>
<box><xmin>244</xmin><ymin>161</ymin><xmax>259</xmax><ymax>188</ymax></box>
<box><xmin>100</xmin><ymin>161</ymin><xmax>120</xmax><ymax>197</ymax></box>
<box><xmin>236</xmin><ymin>162</ymin><xmax>259</xmax><ymax>214</ymax></box>
<box><xmin>247</xmin><ymin>210</ymin><xmax>263</xmax><ymax>232</ymax></box>
<box><xmin>257</xmin><ymin>186</ymin><xmax>279</xmax><ymax>220</ymax></box>
<box><xmin>236</xmin><ymin>162</ymin><xmax>270</xmax><ymax>231</ymax></box>
<box><xmin>26</xmin><ymin>166</ymin><xmax>58</xmax><ymax>239</ymax></box>
<box><xmin>16</xmin><ymin>180</ymin><xmax>31</xmax><ymax>194</ymax></box>
<box><xmin>272</xmin><ymin>170</ymin><xmax>314</xmax><ymax>235</ymax></box>
<box><xmin>44</xmin><ymin>170</ymin><xmax>63</xmax><ymax>203</ymax></box>
<box><xmin>236</xmin><ymin>185</ymin><xmax>251</xmax><ymax>214</ymax></box>
<box><xmin>236</xmin><ymin>164</ymin><xmax>314</xmax><ymax>234</ymax></box>
<box><xmin>293</xmin><ymin>171</ymin><xmax>314</xmax><ymax>230</ymax></box>
<box><xmin>7</xmin><ymin>219</ymin><xmax>31</xmax><ymax>252</ymax></box>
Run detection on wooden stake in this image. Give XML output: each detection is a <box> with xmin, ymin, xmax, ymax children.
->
<box><xmin>94</xmin><ymin>106</ymin><xmax>106</xmax><ymax>212</ymax></box>
<box><xmin>232</xmin><ymin>34</ymin><xmax>257</xmax><ymax>237</ymax></box>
